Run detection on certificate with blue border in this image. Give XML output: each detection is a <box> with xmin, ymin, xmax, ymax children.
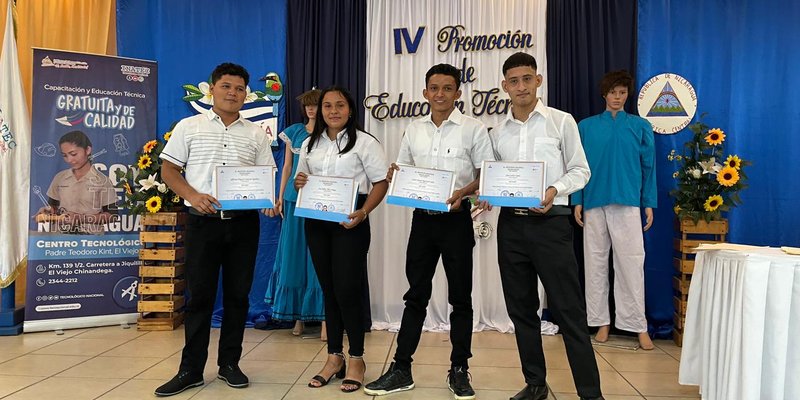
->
<box><xmin>386</xmin><ymin>164</ymin><xmax>455</xmax><ymax>212</ymax></box>
<box><xmin>214</xmin><ymin>165</ymin><xmax>276</xmax><ymax>210</ymax></box>
<box><xmin>478</xmin><ymin>161</ymin><xmax>546</xmax><ymax>208</ymax></box>
<box><xmin>294</xmin><ymin>175</ymin><xmax>359</xmax><ymax>223</ymax></box>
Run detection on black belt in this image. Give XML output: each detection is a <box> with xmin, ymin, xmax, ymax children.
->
<box><xmin>500</xmin><ymin>205</ymin><xmax>571</xmax><ymax>217</ymax></box>
<box><xmin>413</xmin><ymin>204</ymin><xmax>469</xmax><ymax>216</ymax></box>
<box><xmin>188</xmin><ymin>208</ymin><xmax>254</xmax><ymax>220</ymax></box>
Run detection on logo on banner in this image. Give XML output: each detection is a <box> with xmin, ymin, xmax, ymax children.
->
<box><xmin>113</xmin><ymin>276</ymin><xmax>139</xmax><ymax>308</ymax></box>
<box><xmin>637</xmin><ymin>73</ymin><xmax>697</xmax><ymax>134</ymax></box>
<box><xmin>40</xmin><ymin>56</ymin><xmax>89</xmax><ymax>70</ymax></box>
<box><xmin>120</xmin><ymin>65</ymin><xmax>151</xmax><ymax>82</ymax></box>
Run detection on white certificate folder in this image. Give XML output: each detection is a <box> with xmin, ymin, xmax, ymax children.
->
<box><xmin>214</xmin><ymin>165</ymin><xmax>276</xmax><ymax>210</ymax></box>
<box><xmin>386</xmin><ymin>165</ymin><xmax>455</xmax><ymax>212</ymax></box>
<box><xmin>294</xmin><ymin>175</ymin><xmax>359</xmax><ymax>223</ymax></box>
<box><xmin>478</xmin><ymin>160</ymin><xmax>546</xmax><ymax>208</ymax></box>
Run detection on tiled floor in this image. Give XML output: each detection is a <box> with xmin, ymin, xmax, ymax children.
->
<box><xmin>0</xmin><ymin>326</ymin><xmax>699</xmax><ymax>399</ymax></box>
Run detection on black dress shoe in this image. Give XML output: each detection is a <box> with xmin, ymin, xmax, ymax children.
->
<box><xmin>510</xmin><ymin>383</ymin><xmax>548</xmax><ymax>400</ymax></box>
<box><xmin>218</xmin><ymin>364</ymin><xmax>249</xmax><ymax>388</ymax></box>
<box><xmin>154</xmin><ymin>371</ymin><xmax>204</xmax><ymax>397</ymax></box>
<box><xmin>579</xmin><ymin>397</ymin><xmax>605</xmax><ymax>400</ymax></box>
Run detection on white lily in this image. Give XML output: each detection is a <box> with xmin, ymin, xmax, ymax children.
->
<box><xmin>245</xmin><ymin>86</ymin><xmax>258</xmax><ymax>103</ymax></box>
<box><xmin>198</xmin><ymin>82</ymin><xmax>257</xmax><ymax>104</ymax></box>
<box><xmin>138</xmin><ymin>173</ymin><xmax>160</xmax><ymax>191</ymax></box>
<box><xmin>198</xmin><ymin>82</ymin><xmax>213</xmax><ymax>105</ymax></box>
<box><xmin>698</xmin><ymin>158</ymin><xmax>722</xmax><ymax>175</ymax></box>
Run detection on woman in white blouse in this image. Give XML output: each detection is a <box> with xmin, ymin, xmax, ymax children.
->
<box><xmin>294</xmin><ymin>86</ymin><xmax>388</xmax><ymax>393</ymax></box>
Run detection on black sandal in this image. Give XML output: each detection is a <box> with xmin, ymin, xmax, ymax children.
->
<box><xmin>308</xmin><ymin>353</ymin><xmax>346</xmax><ymax>388</ymax></box>
<box><xmin>341</xmin><ymin>355</ymin><xmax>365</xmax><ymax>393</ymax></box>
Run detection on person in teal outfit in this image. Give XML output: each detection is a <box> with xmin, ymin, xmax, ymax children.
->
<box><xmin>265</xmin><ymin>89</ymin><xmax>326</xmax><ymax>339</ymax></box>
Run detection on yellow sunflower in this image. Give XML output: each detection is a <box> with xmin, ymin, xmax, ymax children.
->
<box><xmin>137</xmin><ymin>154</ymin><xmax>153</xmax><ymax>169</ymax></box>
<box><xmin>145</xmin><ymin>196</ymin><xmax>162</xmax><ymax>213</ymax></box>
<box><xmin>725</xmin><ymin>154</ymin><xmax>742</xmax><ymax>170</ymax></box>
<box><xmin>716</xmin><ymin>166</ymin><xmax>740</xmax><ymax>187</ymax></box>
<box><xmin>704</xmin><ymin>195</ymin><xmax>723</xmax><ymax>212</ymax></box>
<box><xmin>163</xmin><ymin>131</ymin><xmax>172</xmax><ymax>141</ymax></box>
<box><xmin>704</xmin><ymin>128</ymin><xmax>726</xmax><ymax>145</ymax></box>
<box><xmin>673</xmin><ymin>205</ymin><xmax>681</xmax><ymax>215</ymax></box>
<box><xmin>172</xmin><ymin>194</ymin><xmax>181</xmax><ymax>203</ymax></box>
<box><xmin>142</xmin><ymin>139</ymin><xmax>158</xmax><ymax>153</ymax></box>
<box><xmin>123</xmin><ymin>181</ymin><xmax>132</xmax><ymax>195</ymax></box>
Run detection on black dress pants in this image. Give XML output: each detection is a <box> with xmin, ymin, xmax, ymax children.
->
<box><xmin>305</xmin><ymin>216</ymin><xmax>370</xmax><ymax>357</ymax></box>
<box><xmin>497</xmin><ymin>209</ymin><xmax>602</xmax><ymax>398</ymax></box>
<box><xmin>180</xmin><ymin>212</ymin><xmax>259</xmax><ymax>374</ymax></box>
<box><xmin>394</xmin><ymin>207</ymin><xmax>475</xmax><ymax>370</ymax></box>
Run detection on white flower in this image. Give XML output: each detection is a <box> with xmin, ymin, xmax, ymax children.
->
<box><xmin>698</xmin><ymin>158</ymin><xmax>722</xmax><ymax>175</ymax></box>
<box><xmin>198</xmin><ymin>82</ymin><xmax>257</xmax><ymax>104</ymax></box>
<box><xmin>138</xmin><ymin>173</ymin><xmax>160</xmax><ymax>192</ymax></box>
<box><xmin>198</xmin><ymin>82</ymin><xmax>213</xmax><ymax>105</ymax></box>
<box><xmin>156</xmin><ymin>182</ymin><xmax>168</xmax><ymax>193</ymax></box>
<box><xmin>244</xmin><ymin>86</ymin><xmax>258</xmax><ymax>103</ymax></box>
<box><xmin>688</xmin><ymin>168</ymin><xmax>702</xmax><ymax>179</ymax></box>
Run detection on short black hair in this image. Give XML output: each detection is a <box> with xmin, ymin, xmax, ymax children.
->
<box><xmin>502</xmin><ymin>52</ymin><xmax>537</xmax><ymax>75</ymax></box>
<box><xmin>59</xmin><ymin>130</ymin><xmax>92</xmax><ymax>149</ymax></box>
<box><xmin>425</xmin><ymin>63</ymin><xmax>461</xmax><ymax>90</ymax></box>
<box><xmin>599</xmin><ymin>70</ymin><xmax>633</xmax><ymax>97</ymax></box>
<box><xmin>211</xmin><ymin>62</ymin><xmax>250</xmax><ymax>86</ymax></box>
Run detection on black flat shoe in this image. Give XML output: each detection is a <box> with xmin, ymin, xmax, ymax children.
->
<box><xmin>154</xmin><ymin>371</ymin><xmax>204</xmax><ymax>397</ymax></box>
<box><xmin>510</xmin><ymin>383</ymin><xmax>548</xmax><ymax>400</ymax></box>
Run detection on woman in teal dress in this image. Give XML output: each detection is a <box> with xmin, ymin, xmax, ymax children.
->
<box><xmin>266</xmin><ymin>89</ymin><xmax>326</xmax><ymax>338</ymax></box>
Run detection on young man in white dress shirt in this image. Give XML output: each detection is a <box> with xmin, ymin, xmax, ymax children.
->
<box><xmin>486</xmin><ymin>53</ymin><xmax>604</xmax><ymax>400</ymax></box>
<box><xmin>364</xmin><ymin>64</ymin><xmax>495</xmax><ymax>400</ymax></box>
<box><xmin>155</xmin><ymin>63</ymin><xmax>276</xmax><ymax>397</ymax></box>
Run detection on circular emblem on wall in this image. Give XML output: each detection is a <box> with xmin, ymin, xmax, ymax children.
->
<box><xmin>637</xmin><ymin>73</ymin><xmax>697</xmax><ymax>135</ymax></box>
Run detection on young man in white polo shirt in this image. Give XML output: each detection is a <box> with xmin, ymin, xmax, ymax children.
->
<box><xmin>486</xmin><ymin>53</ymin><xmax>604</xmax><ymax>400</ymax></box>
<box><xmin>155</xmin><ymin>63</ymin><xmax>276</xmax><ymax>397</ymax></box>
<box><xmin>364</xmin><ymin>63</ymin><xmax>495</xmax><ymax>400</ymax></box>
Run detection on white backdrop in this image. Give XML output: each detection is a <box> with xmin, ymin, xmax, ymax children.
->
<box><xmin>365</xmin><ymin>0</ymin><xmax>548</xmax><ymax>332</ymax></box>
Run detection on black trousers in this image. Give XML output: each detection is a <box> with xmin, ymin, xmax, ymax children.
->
<box><xmin>394</xmin><ymin>207</ymin><xmax>475</xmax><ymax>370</ymax></box>
<box><xmin>497</xmin><ymin>210</ymin><xmax>602</xmax><ymax>398</ymax></box>
<box><xmin>305</xmin><ymin>215</ymin><xmax>370</xmax><ymax>357</ymax></box>
<box><xmin>180</xmin><ymin>212</ymin><xmax>259</xmax><ymax>374</ymax></box>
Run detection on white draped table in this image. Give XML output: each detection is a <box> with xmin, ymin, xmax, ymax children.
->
<box><xmin>679</xmin><ymin>247</ymin><xmax>800</xmax><ymax>400</ymax></box>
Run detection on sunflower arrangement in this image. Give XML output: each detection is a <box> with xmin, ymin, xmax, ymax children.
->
<box><xmin>114</xmin><ymin>129</ymin><xmax>184</xmax><ymax>214</ymax></box>
<box><xmin>668</xmin><ymin>118</ymin><xmax>750</xmax><ymax>222</ymax></box>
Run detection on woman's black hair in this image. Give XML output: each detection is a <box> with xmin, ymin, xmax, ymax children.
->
<box><xmin>58</xmin><ymin>130</ymin><xmax>92</xmax><ymax>149</ymax></box>
<box><xmin>307</xmin><ymin>86</ymin><xmax>365</xmax><ymax>154</ymax></box>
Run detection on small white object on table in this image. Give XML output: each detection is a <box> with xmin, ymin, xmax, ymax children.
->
<box><xmin>679</xmin><ymin>245</ymin><xmax>800</xmax><ymax>400</ymax></box>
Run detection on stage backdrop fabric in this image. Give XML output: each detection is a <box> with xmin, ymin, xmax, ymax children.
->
<box><xmin>637</xmin><ymin>0</ymin><xmax>800</xmax><ymax>331</ymax></box>
<box><xmin>365</xmin><ymin>0</ymin><xmax>548</xmax><ymax>332</ymax></box>
<box><xmin>116</xmin><ymin>0</ymin><xmax>288</xmax><ymax>326</ymax></box>
<box><xmin>285</xmin><ymin>0</ymin><xmax>367</xmax><ymax>125</ymax></box>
